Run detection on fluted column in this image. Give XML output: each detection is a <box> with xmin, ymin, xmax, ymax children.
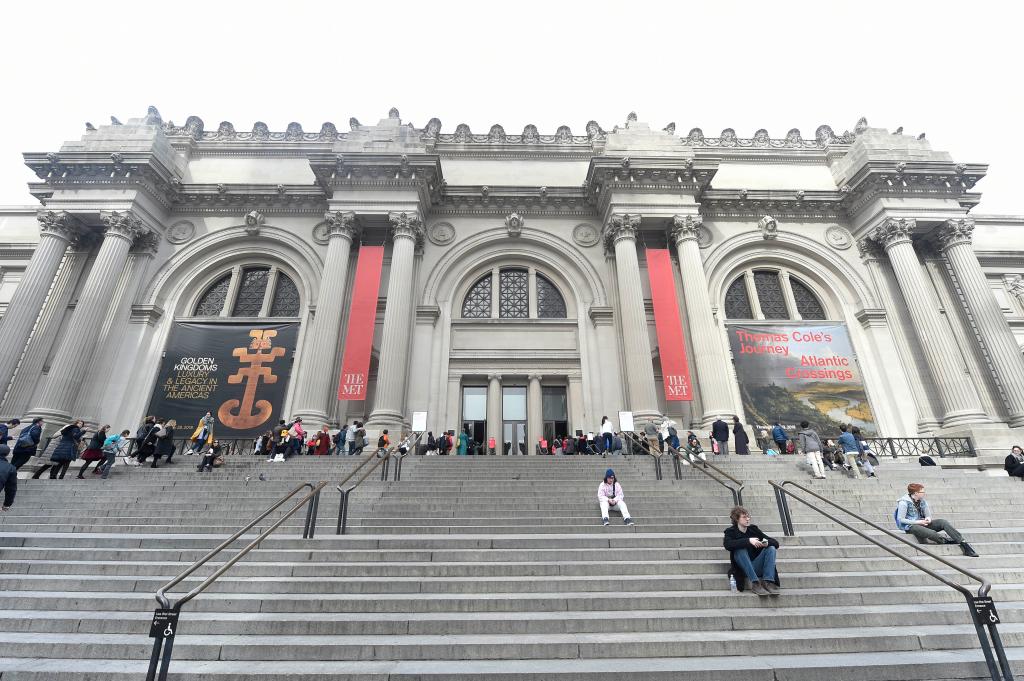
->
<box><xmin>0</xmin><ymin>211</ymin><xmax>79</xmax><ymax>403</ymax></box>
<box><xmin>292</xmin><ymin>211</ymin><xmax>359</xmax><ymax>425</ymax></box>
<box><xmin>671</xmin><ymin>215</ymin><xmax>737</xmax><ymax>425</ymax></box>
<box><xmin>31</xmin><ymin>211</ymin><xmax>150</xmax><ymax>421</ymax></box>
<box><xmin>872</xmin><ymin>217</ymin><xmax>987</xmax><ymax>428</ymax></box>
<box><xmin>606</xmin><ymin>214</ymin><xmax>660</xmax><ymax>425</ymax></box>
<box><xmin>367</xmin><ymin>211</ymin><xmax>422</xmax><ymax>432</ymax></box>
<box><xmin>939</xmin><ymin>218</ymin><xmax>1024</xmax><ymax>426</ymax></box>
<box><xmin>528</xmin><ymin>373</ymin><xmax>543</xmax><ymax>454</ymax></box>
<box><xmin>486</xmin><ymin>373</ymin><xmax>502</xmax><ymax>452</ymax></box>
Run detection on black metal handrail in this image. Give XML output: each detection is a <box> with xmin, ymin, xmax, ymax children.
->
<box><xmin>667</xmin><ymin>443</ymin><xmax>745</xmax><ymax>506</ymax></box>
<box><xmin>621</xmin><ymin>431</ymin><xmax>664</xmax><ymax>480</ymax></box>
<box><xmin>769</xmin><ymin>479</ymin><xmax>1013</xmax><ymax>681</ymax></box>
<box><xmin>336</xmin><ymin>447</ymin><xmax>395</xmax><ymax>535</ymax></box>
<box><xmin>146</xmin><ymin>480</ymin><xmax>327</xmax><ymax>681</ymax></box>
<box><xmin>863</xmin><ymin>436</ymin><xmax>976</xmax><ymax>458</ymax></box>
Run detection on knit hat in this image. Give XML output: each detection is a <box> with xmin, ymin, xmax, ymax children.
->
<box><xmin>604</xmin><ymin>469</ymin><xmax>615</xmax><ymax>480</ymax></box>
<box><xmin>0</xmin><ymin>445</ymin><xmax>9</xmax><ymax>458</ymax></box>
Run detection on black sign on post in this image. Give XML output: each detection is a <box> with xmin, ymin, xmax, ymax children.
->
<box><xmin>972</xmin><ymin>596</ymin><xmax>1000</xmax><ymax>625</ymax></box>
<box><xmin>149</xmin><ymin>608</ymin><xmax>180</xmax><ymax>639</ymax></box>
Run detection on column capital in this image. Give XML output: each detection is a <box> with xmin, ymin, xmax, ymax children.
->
<box><xmin>527</xmin><ymin>373</ymin><xmax>543</xmax><ymax>382</ymax></box>
<box><xmin>100</xmin><ymin>210</ymin><xmax>148</xmax><ymax>242</ymax></box>
<box><xmin>872</xmin><ymin>217</ymin><xmax>916</xmax><ymax>250</ymax></box>
<box><xmin>487</xmin><ymin>373</ymin><xmax>503</xmax><ymax>382</ymax></box>
<box><xmin>604</xmin><ymin>213</ymin><xmax>641</xmax><ymax>248</ymax></box>
<box><xmin>130</xmin><ymin>230</ymin><xmax>162</xmax><ymax>257</ymax></box>
<box><xmin>388</xmin><ymin>211</ymin><xmax>424</xmax><ymax>242</ymax></box>
<box><xmin>36</xmin><ymin>210</ymin><xmax>82</xmax><ymax>244</ymax></box>
<box><xmin>670</xmin><ymin>214</ymin><xmax>703</xmax><ymax>244</ymax></box>
<box><xmin>324</xmin><ymin>210</ymin><xmax>360</xmax><ymax>241</ymax></box>
<box><xmin>856</xmin><ymin>237</ymin><xmax>884</xmax><ymax>262</ymax></box>
<box><xmin>937</xmin><ymin>217</ymin><xmax>975</xmax><ymax>251</ymax></box>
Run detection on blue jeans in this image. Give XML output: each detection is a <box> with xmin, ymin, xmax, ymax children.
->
<box><xmin>733</xmin><ymin>546</ymin><xmax>777</xmax><ymax>584</ymax></box>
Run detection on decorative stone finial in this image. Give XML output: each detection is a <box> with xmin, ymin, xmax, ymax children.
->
<box><xmin>424</xmin><ymin>118</ymin><xmax>442</xmax><ymax>138</ymax></box>
<box><xmin>585</xmin><ymin>121</ymin><xmax>605</xmax><ymax>140</ymax></box>
<box><xmin>85</xmin><ymin>122</ymin><xmax>96</xmax><ymax>131</ymax></box>
<box><xmin>144</xmin><ymin>106</ymin><xmax>163</xmax><ymax>125</ymax></box>
<box><xmin>110</xmin><ymin>116</ymin><xmax>122</xmax><ymax>126</ymax></box>
<box><xmin>554</xmin><ymin>126</ymin><xmax>572</xmax><ymax>143</ymax></box>
<box><xmin>626</xmin><ymin>112</ymin><xmax>638</xmax><ymax>126</ymax></box>
<box><xmin>522</xmin><ymin>125</ymin><xmax>540</xmax><ymax>144</ymax></box>
<box><xmin>285</xmin><ymin>122</ymin><xmax>303</xmax><ymax>140</ymax></box>
<box><xmin>349</xmin><ymin>117</ymin><xmax>361</xmax><ymax>131</ymax></box>
<box><xmin>758</xmin><ymin>215</ymin><xmax>778</xmax><ymax>240</ymax></box>
<box><xmin>488</xmin><ymin>124</ymin><xmax>506</xmax><ymax>143</ymax></box>
<box><xmin>854</xmin><ymin>117</ymin><xmax>869</xmax><ymax>135</ymax></box>
<box><xmin>184</xmin><ymin>116</ymin><xmax>204</xmax><ymax>140</ymax></box>
<box><xmin>319</xmin><ymin>122</ymin><xmax>338</xmax><ymax>140</ymax></box>
<box><xmin>217</xmin><ymin>121</ymin><xmax>236</xmax><ymax>139</ymax></box>
<box><xmin>389</xmin><ymin>107</ymin><xmax>400</xmax><ymax>119</ymax></box>
<box><xmin>663</xmin><ymin>122</ymin><xmax>676</xmax><ymax>135</ymax></box>
<box><xmin>454</xmin><ymin>124</ymin><xmax>472</xmax><ymax>143</ymax></box>
<box><xmin>505</xmin><ymin>212</ymin><xmax>524</xmax><ymax>237</ymax></box>
<box><xmin>893</xmin><ymin>126</ymin><xmax>903</xmax><ymax>135</ymax></box>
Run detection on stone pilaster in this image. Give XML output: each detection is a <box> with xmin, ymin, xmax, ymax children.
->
<box><xmin>872</xmin><ymin>217</ymin><xmax>987</xmax><ymax>428</ymax></box>
<box><xmin>528</xmin><ymin>373</ymin><xmax>543</xmax><ymax>454</ymax></box>
<box><xmin>0</xmin><ymin>211</ymin><xmax>79</xmax><ymax>405</ymax></box>
<box><xmin>605</xmin><ymin>214</ymin><xmax>660</xmax><ymax>425</ymax></box>
<box><xmin>292</xmin><ymin>211</ymin><xmax>359</xmax><ymax>425</ymax></box>
<box><xmin>487</xmin><ymin>373</ymin><xmax>502</xmax><ymax>453</ymax></box>
<box><xmin>671</xmin><ymin>215</ymin><xmax>736</xmax><ymax>426</ymax></box>
<box><xmin>366</xmin><ymin>211</ymin><xmax>422</xmax><ymax>433</ymax></box>
<box><xmin>938</xmin><ymin>218</ymin><xmax>1024</xmax><ymax>426</ymax></box>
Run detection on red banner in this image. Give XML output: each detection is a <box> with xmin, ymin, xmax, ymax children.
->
<box><xmin>337</xmin><ymin>246</ymin><xmax>384</xmax><ymax>400</ymax></box>
<box><xmin>646</xmin><ymin>248</ymin><xmax>694</xmax><ymax>401</ymax></box>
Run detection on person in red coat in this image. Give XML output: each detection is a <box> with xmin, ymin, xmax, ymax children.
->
<box><xmin>314</xmin><ymin>426</ymin><xmax>331</xmax><ymax>456</ymax></box>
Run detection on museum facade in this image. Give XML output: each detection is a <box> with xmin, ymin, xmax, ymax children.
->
<box><xmin>0</xmin><ymin>108</ymin><xmax>1022</xmax><ymax>452</ymax></box>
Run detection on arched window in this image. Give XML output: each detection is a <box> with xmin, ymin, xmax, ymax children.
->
<box><xmin>462</xmin><ymin>274</ymin><xmax>492</xmax><ymax>318</ymax></box>
<box><xmin>192</xmin><ymin>266</ymin><xmax>301</xmax><ymax>318</ymax></box>
<box><xmin>723</xmin><ymin>268</ymin><xmax>828</xmax><ymax>321</ymax></box>
<box><xmin>537</xmin><ymin>274</ymin><xmax>567</xmax><ymax>318</ymax></box>
<box><xmin>460</xmin><ymin>267</ymin><xmax>569</xmax><ymax>319</ymax></box>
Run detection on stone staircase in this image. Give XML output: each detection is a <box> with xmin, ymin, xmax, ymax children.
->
<box><xmin>1</xmin><ymin>451</ymin><xmax>1022</xmax><ymax>680</ymax></box>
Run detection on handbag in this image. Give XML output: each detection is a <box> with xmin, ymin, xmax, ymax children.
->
<box><xmin>213</xmin><ymin>455</ymin><xmax>226</xmax><ymax>467</ymax></box>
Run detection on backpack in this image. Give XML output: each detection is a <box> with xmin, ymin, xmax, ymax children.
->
<box><xmin>893</xmin><ymin>506</ymin><xmax>901</xmax><ymax>530</ymax></box>
<box><xmin>785</xmin><ymin>441</ymin><xmax>796</xmax><ymax>454</ymax></box>
<box><xmin>377</xmin><ymin>435</ymin><xmax>386</xmax><ymax>448</ymax></box>
<box><xmin>101</xmin><ymin>438</ymin><xmax>119</xmax><ymax>454</ymax></box>
<box><xmin>668</xmin><ymin>426</ymin><xmax>678</xmax><ymax>438</ymax></box>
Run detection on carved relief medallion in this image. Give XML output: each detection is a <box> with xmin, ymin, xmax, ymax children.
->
<box><xmin>312</xmin><ymin>220</ymin><xmax>330</xmax><ymax>245</ymax></box>
<box><xmin>166</xmin><ymin>220</ymin><xmax>196</xmax><ymax>244</ymax></box>
<box><xmin>824</xmin><ymin>225</ymin><xmax>853</xmax><ymax>250</ymax></box>
<box><xmin>572</xmin><ymin>223</ymin><xmax>600</xmax><ymax>247</ymax></box>
<box><xmin>696</xmin><ymin>224</ymin><xmax>713</xmax><ymax>249</ymax></box>
<box><xmin>428</xmin><ymin>221</ymin><xmax>457</xmax><ymax>246</ymax></box>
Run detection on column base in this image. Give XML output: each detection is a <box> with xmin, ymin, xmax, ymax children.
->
<box><xmin>628</xmin><ymin>410</ymin><xmax>663</xmax><ymax>430</ymax></box>
<box><xmin>290</xmin><ymin>411</ymin><xmax>332</xmax><ymax>429</ymax></box>
<box><xmin>27</xmin><ymin>407</ymin><xmax>73</xmax><ymax>428</ymax></box>
<box><xmin>1008</xmin><ymin>412</ymin><xmax>1024</xmax><ymax>429</ymax></box>
<box><xmin>365</xmin><ymin>410</ymin><xmax>409</xmax><ymax>441</ymax></box>
<box><xmin>698</xmin><ymin>412</ymin><xmax>739</xmax><ymax>432</ymax></box>
<box><xmin>940</xmin><ymin>409</ymin><xmax>991</xmax><ymax>430</ymax></box>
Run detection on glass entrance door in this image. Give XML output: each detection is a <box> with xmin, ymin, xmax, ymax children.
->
<box><xmin>502</xmin><ymin>385</ymin><xmax>527</xmax><ymax>455</ymax></box>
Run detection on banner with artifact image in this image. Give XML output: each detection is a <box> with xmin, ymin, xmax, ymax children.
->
<box><xmin>147</xmin><ymin>322</ymin><xmax>298</xmax><ymax>438</ymax></box>
<box><xmin>727</xmin><ymin>322</ymin><xmax>876</xmax><ymax>435</ymax></box>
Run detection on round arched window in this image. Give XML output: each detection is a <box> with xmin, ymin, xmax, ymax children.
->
<box><xmin>192</xmin><ymin>266</ymin><xmax>301</xmax><ymax>318</ymax></box>
<box><xmin>723</xmin><ymin>268</ymin><xmax>828</xmax><ymax>320</ymax></box>
<box><xmin>460</xmin><ymin>267</ymin><xmax>568</xmax><ymax>319</ymax></box>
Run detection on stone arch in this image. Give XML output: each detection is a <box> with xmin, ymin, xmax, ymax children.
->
<box><xmin>452</xmin><ymin>258</ymin><xmax>579</xmax><ymax>320</ymax></box>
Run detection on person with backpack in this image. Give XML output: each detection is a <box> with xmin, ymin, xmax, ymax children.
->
<box><xmin>851</xmin><ymin>426</ymin><xmax>877</xmax><ymax>478</ymax></box>
<box><xmin>135</xmin><ymin>418</ymin><xmax>163</xmax><ymax>466</ymax></box>
<box><xmin>732</xmin><ymin>416</ymin><xmax>749</xmax><ymax>455</ymax></box>
<box><xmin>771</xmin><ymin>422</ymin><xmax>788</xmax><ymax>455</ymax></box>
<box><xmin>425</xmin><ymin>431</ymin><xmax>437</xmax><ymax>455</ymax></box>
<box><xmin>0</xmin><ymin>446</ymin><xmax>18</xmax><ymax>511</ymax></box>
<box><xmin>11</xmin><ymin>417</ymin><xmax>43</xmax><ymax>470</ymax></box>
<box><xmin>0</xmin><ymin>419</ymin><xmax>20</xmax><ymax>447</ymax></box>
<box><xmin>376</xmin><ymin>429</ymin><xmax>390</xmax><ymax>457</ymax></box>
<box><xmin>837</xmin><ymin>424</ymin><xmax>862</xmax><ymax>479</ymax></box>
<box><xmin>153</xmin><ymin>419</ymin><xmax>177</xmax><ymax>467</ymax></box>
<box><xmin>287</xmin><ymin>418</ymin><xmax>305</xmax><ymax>459</ymax></box>
<box><xmin>711</xmin><ymin>417</ymin><xmax>730</xmax><ymax>456</ymax></box>
<box><xmin>99</xmin><ymin>429</ymin><xmax>131</xmax><ymax>479</ymax></box>
<box><xmin>78</xmin><ymin>424</ymin><xmax>109</xmax><ymax>478</ymax></box>
<box><xmin>597</xmin><ymin>469</ymin><xmax>634</xmax><ymax>526</ymax></box>
<box><xmin>34</xmin><ymin>420</ymin><xmax>84</xmax><ymax>479</ymax></box>
<box><xmin>797</xmin><ymin>421</ymin><xmax>826</xmax><ymax>479</ymax></box>
<box><xmin>333</xmin><ymin>425</ymin><xmax>348</xmax><ymax>456</ymax></box>
<box><xmin>269</xmin><ymin>420</ymin><xmax>290</xmax><ymax>462</ymax></box>
<box><xmin>895</xmin><ymin>483</ymin><xmax>978</xmax><ymax>556</ymax></box>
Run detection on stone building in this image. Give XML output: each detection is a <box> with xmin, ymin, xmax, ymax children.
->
<box><xmin>0</xmin><ymin>108</ymin><xmax>1022</xmax><ymax>452</ymax></box>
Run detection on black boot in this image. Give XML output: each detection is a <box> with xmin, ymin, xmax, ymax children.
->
<box><xmin>960</xmin><ymin>541</ymin><xmax>979</xmax><ymax>557</ymax></box>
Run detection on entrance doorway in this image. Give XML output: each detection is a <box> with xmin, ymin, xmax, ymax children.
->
<box><xmin>542</xmin><ymin>386</ymin><xmax>568</xmax><ymax>447</ymax></box>
<box><xmin>502</xmin><ymin>385</ymin><xmax>527</xmax><ymax>455</ymax></box>
<box><xmin>461</xmin><ymin>385</ymin><xmax>487</xmax><ymax>454</ymax></box>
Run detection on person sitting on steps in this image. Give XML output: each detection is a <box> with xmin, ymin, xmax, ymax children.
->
<box><xmin>723</xmin><ymin>506</ymin><xmax>780</xmax><ymax>597</ymax></box>
<box><xmin>895</xmin><ymin>483</ymin><xmax>978</xmax><ymax>557</ymax></box>
<box><xmin>1005</xmin><ymin>445</ymin><xmax>1024</xmax><ymax>479</ymax></box>
<box><xmin>598</xmin><ymin>469</ymin><xmax>634</xmax><ymax>526</ymax></box>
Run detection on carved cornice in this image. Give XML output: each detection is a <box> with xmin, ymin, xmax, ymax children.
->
<box><xmin>308</xmin><ymin>153</ymin><xmax>444</xmax><ymax>206</ymax></box>
<box><xmin>855</xmin><ymin>308</ymin><xmax>888</xmax><ymax>328</ymax></box>
<box><xmin>388</xmin><ymin>211</ymin><xmax>424</xmax><ymax>243</ymax></box>
<box><xmin>100</xmin><ymin>210</ymin><xmax>148</xmax><ymax>242</ymax></box>
<box><xmin>415</xmin><ymin>305</ymin><xmax>441</xmax><ymax>325</ymax></box>
<box><xmin>584</xmin><ymin>157</ymin><xmax>718</xmax><ymax>211</ymax></box>
<box><xmin>435</xmin><ymin>186</ymin><xmax>594</xmax><ymax>217</ymax></box>
<box><xmin>698</xmin><ymin>189</ymin><xmax>846</xmax><ymax>220</ymax></box>
<box><xmin>36</xmin><ymin>210</ymin><xmax>83</xmax><ymax>244</ymax></box>
<box><xmin>588</xmin><ymin>305</ymin><xmax>614</xmax><ymax>326</ymax></box>
<box><xmin>129</xmin><ymin>304</ymin><xmax>164</xmax><ymax>326</ymax></box>
<box><xmin>839</xmin><ymin>161</ymin><xmax>987</xmax><ymax>216</ymax></box>
<box><xmin>671</xmin><ymin>215</ymin><xmax>703</xmax><ymax>244</ymax></box>
<box><xmin>24</xmin><ymin>151</ymin><xmax>181</xmax><ymax>211</ymax></box>
<box><xmin>603</xmin><ymin>214</ymin><xmax>642</xmax><ymax>250</ymax></box>
<box><xmin>872</xmin><ymin>217</ymin><xmax>917</xmax><ymax>250</ymax></box>
<box><xmin>936</xmin><ymin>217</ymin><xmax>975</xmax><ymax>251</ymax></box>
<box><xmin>173</xmin><ymin>183</ymin><xmax>328</xmax><ymax>215</ymax></box>
<box><xmin>324</xmin><ymin>210</ymin><xmax>360</xmax><ymax>241</ymax></box>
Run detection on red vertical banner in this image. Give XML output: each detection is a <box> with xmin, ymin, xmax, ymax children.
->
<box><xmin>337</xmin><ymin>246</ymin><xmax>384</xmax><ymax>400</ymax></box>
<box><xmin>646</xmin><ymin>248</ymin><xmax>694</xmax><ymax>401</ymax></box>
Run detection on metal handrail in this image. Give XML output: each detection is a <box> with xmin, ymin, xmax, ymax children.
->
<box><xmin>621</xmin><ymin>431</ymin><xmax>664</xmax><ymax>480</ymax></box>
<box><xmin>769</xmin><ymin>479</ymin><xmax>1013</xmax><ymax>681</ymax></box>
<box><xmin>147</xmin><ymin>480</ymin><xmax>327</xmax><ymax>681</ymax></box>
<box><xmin>336</xmin><ymin>447</ymin><xmax>395</xmax><ymax>534</ymax></box>
<box><xmin>667</xmin><ymin>443</ymin><xmax>745</xmax><ymax>506</ymax></box>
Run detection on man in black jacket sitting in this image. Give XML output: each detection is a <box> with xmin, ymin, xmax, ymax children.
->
<box><xmin>723</xmin><ymin>506</ymin><xmax>780</xmax><ymax>597</ymax></box>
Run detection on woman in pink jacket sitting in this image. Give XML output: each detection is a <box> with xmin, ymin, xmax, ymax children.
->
<box><xmin>598</xmin><ymin>469</ymin><xmax>635</xmax><ymax>527</ymax></box>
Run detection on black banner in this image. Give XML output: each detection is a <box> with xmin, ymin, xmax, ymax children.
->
<box><xmin>147</xmin><ymin>322</ymin><xmax>298</xmax><ymax>438</ymax></box>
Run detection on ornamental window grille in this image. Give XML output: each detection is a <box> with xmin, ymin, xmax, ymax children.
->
<box><xmin>193</xmin><ymin>273</ymin><xmax>232</xmax><ymax>316</ymax></box>
<box><xmin>536</xmin><ymin>274</ymin><xmax>567</xmax><ymax>318</ymax></box>
<box><xmin>724</xmin><ymin>269</ymin><xmax>829</xmax><ymax>321</ymax></box>
<box><xmin>499</xmin><ymin>269</ymin><xmax>529</xmax><ymax>318</ymax></box>
<box><xmin>724</xmin><ymin>277</ymin><xmax>753</xmax><ymax>319</ymax></box>
<box><xmin>269</xmin><ymin>273</ymin><xmax>301</xmax><ymax>317</ymax></box>
<box><xmin>753</xmin><ymin>270</ymin><xmax>789</xmax><ymax>320</ymax></box>
<box><xmin>790</xmin><ymin>278</ymin><xmax>827</xmax><ymax>320</ymax></box>
<box><xmin>192</xmin><ymin>266</ymin><xmax>301</xmax><ymax>318</ymax></box>
<box><xmin>232</xmin><ymin>267</ymin><xmax>271</xmax><ymax>316</ymax></box>
<box><xmin>462</xmin><ymin>275</ymin><xmax>492</xmax><ymax>318</ymax></box>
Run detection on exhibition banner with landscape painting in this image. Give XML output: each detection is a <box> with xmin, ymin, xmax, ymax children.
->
<box><xmin>727</xmin><ymin>323</ymin><xmax>876</xmax><ymax>435</ymax></box>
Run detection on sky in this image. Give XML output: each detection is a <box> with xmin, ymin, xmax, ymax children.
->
<box><xmin>0</xmin><ymin>1</ymin><xmax>1021</xmax><ymax>214</ymax></box>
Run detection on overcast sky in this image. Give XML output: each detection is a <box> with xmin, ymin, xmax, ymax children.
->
<box><xmin>1</xmin><ymin>1</ymin><xmax>1021</xmax><ymax>214</ymax></box>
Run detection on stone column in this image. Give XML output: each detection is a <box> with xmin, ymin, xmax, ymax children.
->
<box><xmin>487</xmin><ymin>373</ymin><xmax>502</xmax><ymax>453</ymax></box>
<box><xmin>31</xmin><ymin>211</ymin><xmax>150</xmax><ymax>422</ymax></box>
<box><xmin>939</xmin><ymin>218</ymin><xmax>1024</xmax><ymax>426</ymax></box>
<box><xmin>872</xmin><ymin>217</ymin><xmax>987</xmax><ymax>428</ymax></box>
<box><xmin>0</xmin><ymin>211</ymin><xmax>79</xmax><ymax>403</ymax></box>
<box><xmin>291</xmin><ymin>211</ymin><xmax>359</xmax><ymax>425</ymax></box>
<box><xmin>528</xmin><ymin>373</ymin><xmax>543</xmax><ymax>454</ymax></box>
<box><xmin>568</xmin><ymin>375</ymin><xmax>584</xmax><ymax>437</ymax></box>
<box><xmin>671</xmin><ymin>215</ymin><xmax>737</xmax><ymax>425</ymax></box>
<box><xmin>367</xmin><ymin>211</ymin><xmax>422</xmax><ymax>433</ymax></box>
<box><xmin>605</xmin><ymin>214</ymin><xmax>660</xmax><ymax>426</ymax></box>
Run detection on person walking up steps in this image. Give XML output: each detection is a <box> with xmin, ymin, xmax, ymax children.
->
<box><xmin>797</xmin><ymin>421</ymin><xmax>826</xmax><ymax>480</ymax></box>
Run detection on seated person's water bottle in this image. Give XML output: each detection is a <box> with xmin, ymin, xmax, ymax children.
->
<box><xmin>729</xmin><ymin>573</ymin><xmax>738</xmax><ymax>592</ymax></box>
